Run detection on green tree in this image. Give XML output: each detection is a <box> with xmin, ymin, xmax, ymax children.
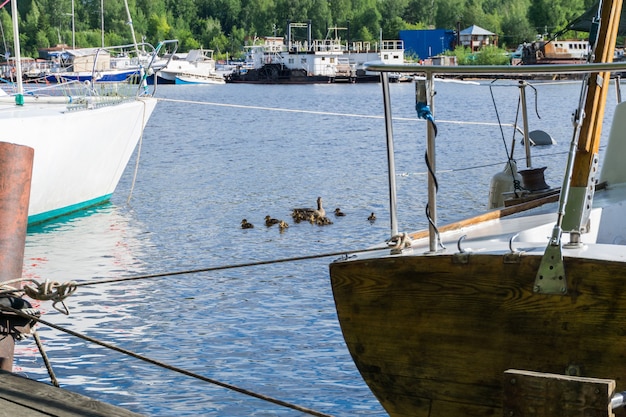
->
<box><xmin>166</xmin><ymin>0</ymin><xmax>198</xmax><ymax>28</ymax></box>
<box><xmin>197</xmin><ymin>0</ymin><xmax>242</xmax><ymax>34</ymax></box>
<box><xmin>528</xmin><ymin>0</ymin><xmax>587</xmax><ymax>37</ymax></box>
<box><xmin>435</xmin><ymin>0</ymin><xmax>464</xmax><ymax>29</ymax></box>
<box><xmin>240</xmin><ymin>0</ymin><xmax>277</xmax><ymax>38</ymax></box>
<box><xmin>500</xmin><ymin>1</ymin><xmax>535</xmax><ymax>47</ymax></box>
<box><xmin>404</xmin><ymin>0</ymin><xmax>432</xmax><ymax>26</ymax></box>
<box><xmin>146</xmin><ymin>13</ymin><xmax>172</xmax><ymax>43</ymax></box>
<box><xmin>473</xmin><ymin>45</ymin><xmax>509</xmax><ymax>64</ymax></box>
<box><xmin>382</xmin><ymin>16</ymin><xmax>408</xmax><ymax>39</ymax></box>
<box><xmin>328</xmin><ymin>0</ymin><xmax>351</xmax><ymax>25</ymax></box>
<box><xmin>350</xmin><ymin>0</ymin><xmax>382</xmax><ymax>41</ymax></box>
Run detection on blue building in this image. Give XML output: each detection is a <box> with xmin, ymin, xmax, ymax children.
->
<box><xmin>399</xmin><ymin>29</ymin><xmax>457</xmax><ymax>60</ymax></box>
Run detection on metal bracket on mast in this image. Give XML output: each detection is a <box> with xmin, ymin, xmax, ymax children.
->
<box><xmin>534</xmin><ymin>225</ymin><xmax>567</xmax><ymax>294</ymax></box>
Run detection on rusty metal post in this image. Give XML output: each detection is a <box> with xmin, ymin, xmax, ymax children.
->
<box><xmin>0</xmin><ymin>141</ymin><xmax>34</xmax><ymax>372</ymax></box>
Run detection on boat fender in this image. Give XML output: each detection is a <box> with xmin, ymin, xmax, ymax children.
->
<box><xmin>522</xmin><ymin>129</ymin><xmax>556</xmax><ymax>146</ymax></box>
<box><xmin>488</xmin><ymin>160</ymin><xmax>523</xmax><ymax>209</ymax></box>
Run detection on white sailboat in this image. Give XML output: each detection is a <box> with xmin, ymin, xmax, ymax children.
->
<box><xmin>2</xmin><ymin>0</ymin><xmax>160</xmax><ymax>225</ymax></box>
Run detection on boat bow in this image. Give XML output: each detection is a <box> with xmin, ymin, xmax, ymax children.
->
<box><xmin>329</xmin><ymin>0</ymin><xmax>626</xmax><ymax>415</ymax></box>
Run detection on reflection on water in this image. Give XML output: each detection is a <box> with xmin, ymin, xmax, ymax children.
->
<box><xmin>25</xmin><ymin>204</ymin><xmax>148</xmax><ymax>282</ymax></box>
<box><xmin>13</xmin><ymin>79</ymin><xmax>621</xmax><ymax>416</ymax></box>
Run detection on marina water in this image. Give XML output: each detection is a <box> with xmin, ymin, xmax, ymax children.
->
<box><xmin>16</xmin><ymin>78</ymin><xmax>619</xmax><ymax>416</ymax></box>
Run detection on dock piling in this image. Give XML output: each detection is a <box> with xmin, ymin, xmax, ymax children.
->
<box><xmin>0</xmin><ymin>141</ymin><xmax>34</xmax><ymax>371</ymax></box>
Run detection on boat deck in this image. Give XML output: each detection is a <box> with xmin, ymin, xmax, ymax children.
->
<box><xmin>0</xmin><ymin>370</ymin><xmax>145</xmax><ymax>417</ymax></box>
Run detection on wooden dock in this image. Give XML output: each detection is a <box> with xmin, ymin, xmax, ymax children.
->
<box><xmin>0</xmin><ymin>370</ymin><xmax>145</xmax><ymax>417</ymax></box>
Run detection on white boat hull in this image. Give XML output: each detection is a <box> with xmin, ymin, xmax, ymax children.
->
<box><xmin>174</xmin><ymin>73</ymin><xmax>225</xmax><ymax>84</ymax></box>
<box><xmin>0</xmin><ymin>96</ymin><xmax>157</xmax><ymax>224</ymax></box>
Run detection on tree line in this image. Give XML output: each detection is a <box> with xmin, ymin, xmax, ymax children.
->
<box><xmin>0</xmin><ymin>0</ymin><xmax>597</xmax><ymax>60</ymax></box>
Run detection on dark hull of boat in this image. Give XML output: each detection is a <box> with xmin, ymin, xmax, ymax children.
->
<box><xmin>329</xmin><ymin>253</ymin><xmax>626</xmax><ymax>417</ymax></box>
<box><xmin>225</xmin><ymin>64</ymin><xmax>379</xmax><ymax>84</ymax></box>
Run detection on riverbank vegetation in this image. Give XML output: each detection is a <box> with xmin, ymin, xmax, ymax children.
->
<box><xmin>0</xmin><ymin>0</ymin><xmax>596</xmax><ymax>60</ymax></box>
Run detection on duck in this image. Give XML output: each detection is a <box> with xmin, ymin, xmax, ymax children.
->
<box><xmin>278</xmin><ymin>220</ymin><xmax>289</xmax><ymax>232</ymax></box>
<box><xmin>265</xmin><ymin>215</ymin><xmax>280</xmax><ymax>227</ymax></box>
<box><xmin>368</xmin><ymin>212</ymin><xmax>376</xmax><ymax>222</ymax></box>
<box><xmin>334</xmin><ymin>208</ymin><xmax>345</xmax><ymax>217</ymax></box>
<box><xmin>292</xmin><ymin>197</ymin><xmax>325</xmax><ymax>221</ymax></box>
<box><xmin>312</xmin><ymin>197</ymin><xmax>325</xmax><ymax>219</ymax></box>
<box><xmin>241</xmin><ymin>219</ymin><xmax>254</xmax><ymax>229</ymax></box>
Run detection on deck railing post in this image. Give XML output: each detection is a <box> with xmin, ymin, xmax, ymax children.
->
<box><xmin>380</xmin><ymin>71</ymin><xmax>399</xmax><ymax>238</ymax></box>
<box><xmin>424</xmin><ymin>73</ymin><xmax>438</xmax><ymax>252</ymax></box>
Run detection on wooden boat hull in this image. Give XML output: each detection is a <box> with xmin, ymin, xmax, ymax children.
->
<box><xmin>329</xmin><ymin>253</ymin><xmax>626</xmax><ymax>417</ymax></box>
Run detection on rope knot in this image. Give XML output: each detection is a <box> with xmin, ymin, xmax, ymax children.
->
<box><xmin>416</xmin><ymin>102</ymin><xmax>434</xmax><ymax>121</ymax></box>
<box><xmin>388</xmin><ymin>233</ymin><xmax>413</xmax><ymax>254</ymax></box>
<box><xmin>24</xmin><ymin>280</ymin><xmax>78</xmax><ymax>315</ymax></box>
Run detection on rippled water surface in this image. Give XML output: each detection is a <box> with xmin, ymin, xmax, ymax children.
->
<box><xmin>17</xmin><ymin>78</ymin><xmax>620</xmax><ymax>416</ymax></box>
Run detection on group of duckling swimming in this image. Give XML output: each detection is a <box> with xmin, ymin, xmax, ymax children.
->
<box><xmin>240</xmin><ymin>197</ymin><xmax>376</xmax><ymax>231</ymax></box>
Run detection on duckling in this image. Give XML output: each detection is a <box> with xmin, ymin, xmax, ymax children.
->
<box><xmin>241</xmin><ymin>219</ymin><xmax>254</xmax><ymax>229</ymax></box>
<box><xmin>265</xmin><ymin>215</ymin><xmax>280</xmax><ymax>227</ymax></box>
<box><xmin>291</xmin><ymin>210</ymin><xmax>306</xmax><ymax>223</ymax></box>
<box><xmin>334</xmin><ymin>208</ymin><xmax>345</xmax><ymax>217</ymax></box>
<box><xmin>278</xmin><ymin>220</ymin><xmax>289</xmax><ymax>233</ymax></box>
<box><xmin>368</xmin><ymin>212</ymin><xmax>376</xmax><ymax>222</ymax></box>
<box><xmin>316</xmin><ymin>216</ymin><xmax>334</xmax><ymax>226</ymax></box>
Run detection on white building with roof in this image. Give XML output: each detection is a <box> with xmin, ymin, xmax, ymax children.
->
<box><xmin>459</xmin><ymin>25</ymin><xmax>498</xmax><ymax>51</ymax></box>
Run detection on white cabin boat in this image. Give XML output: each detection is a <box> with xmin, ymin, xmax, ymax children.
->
<box><xmin>158</xmin><ymin>49</ymin><xmax>225</xmax><ymax>85</ymax></box>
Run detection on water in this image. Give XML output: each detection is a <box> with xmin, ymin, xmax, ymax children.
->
<box><xmin>15</xmin><ymin>78</ymin><xmax>620</xmax><ymax>416</ymax></box>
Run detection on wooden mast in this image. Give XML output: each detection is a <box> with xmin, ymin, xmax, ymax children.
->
<box><xmin>564</xmin><ymin>0</ymin><xmax>623</xmax><ymax>231</ymax></box>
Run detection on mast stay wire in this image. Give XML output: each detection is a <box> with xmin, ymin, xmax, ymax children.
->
<box><xmin>157</xmin><ymin>96</ymin><xmax>524</xmax><ymax>129</ymax></box>
<box><xmin>488</xmin><ymin>79</ymin><xmax>542</xmax><ymax>193</ymax></box>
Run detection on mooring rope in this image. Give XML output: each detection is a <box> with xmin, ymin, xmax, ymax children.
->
<box><xmin>32</xmin><ymin>330</ymin><xmax>59</xmax><ymax>387</ymax></box>
<box><xmin>74</xmin><ymin>245</ymin><xmax>389</xmax><ymax>288</ymax></box>
<box><xmin>126</xmin><ymin>97</ymin><xmax>150</xmax><ymax>204</ymax></box>
<box><xmin>0</xmin><ymin>305</ymin><xmax>335</xmax><ymax>417</ymax></box>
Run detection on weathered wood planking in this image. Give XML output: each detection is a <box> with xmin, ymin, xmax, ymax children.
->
<box><xmin>0</xmin><ymin>370</ymin><xmax>146</xmax><ymax>417</ymax></box>
<box><xmin>329</xmin><ymin>254</ymin><xmax>626</xmax><ymax>417</ymax></box>
<box><xmin>503</xmin><ymin>369</ymin><xmax>615</xmax><ymax>417</ymax></box>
